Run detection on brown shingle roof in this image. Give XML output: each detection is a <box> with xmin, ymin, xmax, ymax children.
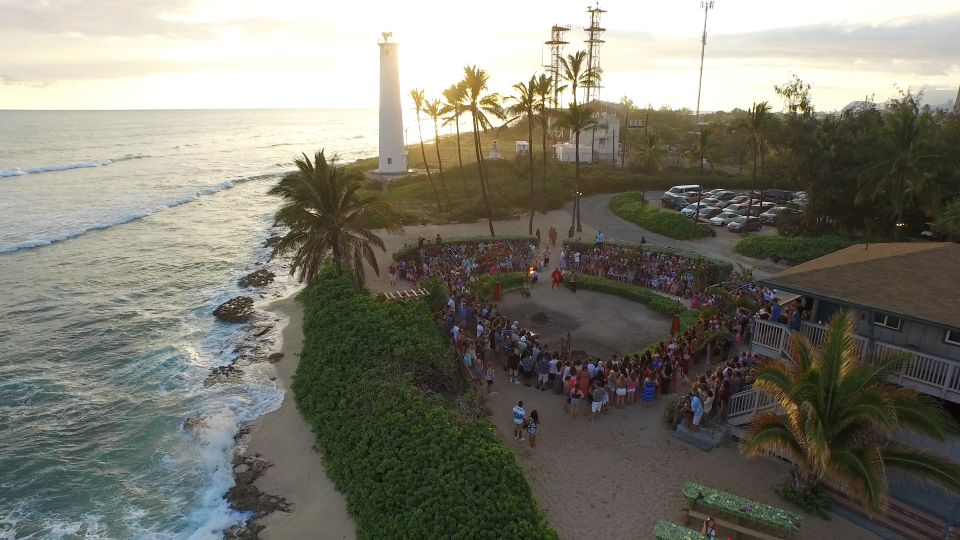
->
<box><xmin>760</xmin><ymin>243</ymin><xmax>960</xmax><ymax>330</ymax></box>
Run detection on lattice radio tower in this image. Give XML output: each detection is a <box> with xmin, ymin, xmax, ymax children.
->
<box><xmin>544</xmin><ymin>25</ymin><xmax>571</xmax><ymax>109</ymax></box>
<box><xmin>584</xmin><ymin>3</ymin><xmax>606</xmax><ymax>104</ymax></box>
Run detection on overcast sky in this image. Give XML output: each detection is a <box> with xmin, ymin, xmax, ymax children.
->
<box><xmin>1</xmin><ymin>0</ymin><xmax>958</xmax><ymax>111</ymax></box>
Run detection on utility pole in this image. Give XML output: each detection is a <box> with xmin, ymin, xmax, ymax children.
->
<box><xmin>694</xmin><ymin>1</ymin><xmax>714</xmax><ymax>223</ymax></box>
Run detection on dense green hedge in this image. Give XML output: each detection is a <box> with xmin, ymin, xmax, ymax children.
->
<box><xmin>734</xmin><ymin>235</ymin><xmax>855</xmax><ymax>265</ymax></box>
<box><xmin>393</xmin><ymin>235</ymin><xmax>538</xmax><ymax>260</ymax></box>
<box><xmin>293</xmin><ymin>268</ymin><xmax>555</xmax><ymax>539</ymax></box>
<box><xmin>471</xmin><ymin>272</ymin><xmax>528</xmax><ymax>300</ymax></box>
<box><xmin>561</xmin><ymin>240</ymin><xmax>733</xmax><ymax>276</ymax></box>
<box><xmin>609</xmin><ymin>192</ymin><xmax>712</xmax><ymax>240</ymax></box>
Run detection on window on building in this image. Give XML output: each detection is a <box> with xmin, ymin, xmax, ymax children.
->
<box><xmin>387</xmin><ymin>158</ymin><xmax>392</xmax><ymax>165</ymax></box>
<box><xmin>946</xmin><ymin>330</ymin><xmax>960</xmax><ymax>346</ymax></box>
<box><xmin>873</xmin><ymin>312</ymin><xmax>902</xmax><ymax>331</ymax></box>
<box><xmin>598</xmin><ymin>138</ymin><xmax>607</xmax><ymax>147</ymax></box>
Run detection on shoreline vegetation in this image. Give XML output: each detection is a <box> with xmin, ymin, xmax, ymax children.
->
<box><xmin>288</xmin><ymin>268</ymin><xmax>556</xmax><ymax>538</ymax></box>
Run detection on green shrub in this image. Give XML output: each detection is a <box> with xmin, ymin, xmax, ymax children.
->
<box><xmin>293</xmin><ymin>268</ymin><xmax>555</xmax><ymax>539</ymax></box>
<box><xmin>470</xmin><ymin>272</ymin><xmax>527</xmax><ymax>300</ymax></box>
<box><xmin>609</xmin><ymin>192</ymin><xmax>711</xmax><ymax>240</ymax></box>
<box><xmin>734</xmin><ymin>235</ymin><xmax>855</xmax><ymax>265</ymax></box>
<box><xmin>775</xmin><ymin>483</ymin><xmax>832</xmax><ymax>519</ymax></box>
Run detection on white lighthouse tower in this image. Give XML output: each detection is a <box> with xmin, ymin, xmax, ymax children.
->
<box><xmin>378</xmin><ymin>32</ymin><xmax>407</xmax><ymax>173</ymax></box>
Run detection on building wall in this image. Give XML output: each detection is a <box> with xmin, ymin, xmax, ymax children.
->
<box><xmin>853</xmin><ymin>311</ymin><xmax>960</xmax><ymax>362</ymax></box>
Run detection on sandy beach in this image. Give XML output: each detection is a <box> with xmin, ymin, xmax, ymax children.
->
<box><xmin>239</xmin><ymin>205</ymin><xmax>877</xmax><ymax>539</ymax></box>
<box><xmin>242</xmin><ymin>296</ymin><xmax>356</xmax><ymax>539</ymax></box>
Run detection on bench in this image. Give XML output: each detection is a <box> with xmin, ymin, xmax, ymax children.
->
<box><xmin>683</xmin><ymin>508</ymin><xmax>786</xmax><ymax>540</ymax></box>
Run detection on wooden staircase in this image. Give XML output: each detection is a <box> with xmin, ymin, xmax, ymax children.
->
<box><xmin>378</xmin><ymin>287</ymin><xmax>428</xmax><ymax>303</ymax></box>
<box><xmin>827</xmin><ymin>487</ymin><xmax>958</xmax><ymax>540</ymax></box>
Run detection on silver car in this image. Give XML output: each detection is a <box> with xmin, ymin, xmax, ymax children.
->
<box><xmin>709</xmin><ymin>211</ymin><xmax>740</xmax><ymax>226</ymax></box>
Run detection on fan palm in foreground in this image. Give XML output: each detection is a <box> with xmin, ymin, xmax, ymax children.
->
<box><xmin>741</xmin><ymin>311</ymin><xmax>960</xmax><ymax>515</ymax></box>
<box><xmin>268</xmin><ymin>150</ymin><xmax>387</xmax><ymax>287</ymax></box>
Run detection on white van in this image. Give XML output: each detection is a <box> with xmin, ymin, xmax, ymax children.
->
<box><xmin>663</xmin><ymin>184</ymin><xmax>702</xmax><ymax>198</ymax></box>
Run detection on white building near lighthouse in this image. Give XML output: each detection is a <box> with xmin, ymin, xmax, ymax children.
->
<box><xmin>378</xmin><ymin>32</ymin><xmax>407</xmax><ymax>173</ymax></box>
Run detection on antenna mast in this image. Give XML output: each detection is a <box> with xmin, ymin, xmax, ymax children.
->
<box><xmin>544</xmin><ymin>25</ymin><xmax>571</xmax><ymax>109</ymax></box>
<box><xmin>584</xmin><ymin>3</ymin><xmax>606</xmax><ymax>104</ymax></box>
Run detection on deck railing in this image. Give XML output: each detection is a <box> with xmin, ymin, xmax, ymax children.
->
<box><xmin>750</xmin><ymin>318</ymin><xmax>960</xmax><ymax>404</ymax></box>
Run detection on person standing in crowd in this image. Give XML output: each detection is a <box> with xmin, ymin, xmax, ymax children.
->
<box><xmin>525</xmin><ymin>410</ymin><xmax>539</xmax><ymax>448</ymax></box>
<box><xmin>535</xmin><ymin>228</ymin><xmax>541</xmax><ymax>245</ymax></box>
<box><xmin>568</xmin><ymin>269</ymin><xmax>578</xmax><ymax>293</ymax></box>
<box><xmin>591</xmin><ymin>382</ymin><xmax>607</xmax><ymax>422</ymax></box>
<box><xmin>512</xmin><ymin>400</ymin><xmax>526</xmax><ymax>441</ymax></box>
<box><xmin>551</xmin><ymin>268</ymin><xmax>563</xmax><ymax>291</ymax></box>
<box><xmin>690</xmin><ymin>392</ymin><xmax>704</xmax><ymax>432</ymax></box>
<box><xmin>535</xmin><ymin>353</ymin><xmax>550</xmax><ymax>391</ymax></box>
<box><xmin>595</xmin><ymin>230</ymin><xmax>605</xmax><ymax>248</ymax></box>
<box><xmin>548</xmin><ymin>225</ymin><xmax>558</xmax><ymax>246</ymax></box>
<box><xmin>485</xmin><ymin>363</ymin><xmax>495</xmax><ymax>395</ymax></box>
<box><xmin>388</xmin><ymin>261</ymin><xmax>397</xmax><ymax>286</ymax></box>
<box><xmin>521</xmin><ymin>353</ymin><xmax>535</xmax><ymax>387</ymax></box>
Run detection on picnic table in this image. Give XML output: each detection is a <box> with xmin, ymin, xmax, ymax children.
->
<box><xmin>654</xmin><ymin>519</ymin><xmax>707</xmax><ymax>540</ymax></box>
<box><xmin>682</xmin><ymin>481</ymin><xmax>801</xmax><ymax>535</ymax></box>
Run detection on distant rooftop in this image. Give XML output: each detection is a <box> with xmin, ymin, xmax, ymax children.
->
<box><xmin>761</xmin><ymin>243</ymin><xmax>960</xmax><ymax>330</ymax></box>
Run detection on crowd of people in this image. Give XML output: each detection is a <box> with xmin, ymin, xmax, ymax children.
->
<box><xmin>390</xmin><ymin>233</ymin><xmax>796</xmax><ymax>448</ymax></box>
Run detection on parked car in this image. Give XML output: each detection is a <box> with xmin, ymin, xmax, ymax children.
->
<box><xmin>661</xmin><ymin>192</ymin><xmax>689</xmax><ymax>210</ymax></box>
<box><xmin>713</xmin><ymin>200</ymin><xmax>733</xmax><ymax>209</ymax></box>
<box><xmin>698</xmin><ymin>207</ymin><xmax>723</xmax><ymax>220</ymax></box>
<box><xmin>762</xmin><ymin>189</ymin><xmax>795</xmax><ymax>203</ymax></box>
<box><xmin>727</xmin><ymin>216</ymin><xmax>762</xmax><ymax>233</ymax></box>
<box><xmin>726</xmin><ymin>203</ymin><xmax>751</xmax><ymax>216</ymax></box>
<box><xmin>759</xmin><ymin>206</ymin><xmax>797</xmax><ymax>225</ymax></box>
<box><xmin>729</xmin><ymin>195</ymin><xmax>750</xmax><ymax>204</ymax></box>
<box><xmin>700</xmin><ymin>197</ymin><xmax>721</xmax><ymax>207</ymax></box>
<box><xmin>709</xmin><ymin>211</ymin><xmax>740</xmax><ymax>226</ymax></box>
<box><xmin>663</xmin><ymin>184</ymin><xmax>702</xmax><ymax>199</ymax></box>
<box><xmin>714</xmin><ymin>190</ymin><xmax>738</xmax><ymax>201</ymax></box>
<box><xmin>751</xmin><ymin>202</ymin><xmax>777</xmax><ymax>216</ymax></box>
<box><xmin>703</xmin><ymin>188</ymin><xmax>724</xmax><ymax>197</ymax></box>
<box><xmin>920</xmin><ymin>222</ymin><xmax>940</xmax><ymax>240</ymax></box>
<box><xmin>681</xmin><ymin>203</ymin><xmax>718</xmax><ymax>218</ymax></box>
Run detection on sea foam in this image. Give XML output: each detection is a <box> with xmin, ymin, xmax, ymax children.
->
<box><xmin>0</xmin><ymin>174</ymin><xmax>280</xmax><ymax>255</ymax></box>
<box><xmin>0</xmin><ymin>154</ymin><xmax>151</xmax><ymax>178</ymax></box>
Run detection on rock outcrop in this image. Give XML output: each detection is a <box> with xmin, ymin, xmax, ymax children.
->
<box><xmin>214</xmin><ymin>297</ymin><xmax>254</xmax><ymax>323</ymax></box>
<box><xmin>224</xmin><ymin>455</ymin><xmax>291</xmax><ymax>539</ymax></box>
<box><xmin>238</xmin><ymin>269</ymin><xmax>275</xmax><ymax>288</ymax></box>
<box><xmin>263</xmin><ymin>235</ymin><xmax>282</xmax><ymax>248</ymax></box>
<box><xmin>267</xmin><ymin>352</ymin><xmax>284</xmax><ymax>363</ymax></box>
<box><xmin>205</xmin><ymin>365</ymin><xmax>244</xmax><ymax>386</ymax></box>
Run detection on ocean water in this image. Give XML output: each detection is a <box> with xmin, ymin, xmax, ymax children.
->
<box><xmin>0</xmin><ymin>109</ymin><xmax>378</xmax><ymax>539</ymax></box>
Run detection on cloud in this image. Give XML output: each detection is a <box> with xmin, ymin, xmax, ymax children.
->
<box><xmin>601</xmin><ymin>14</ymin><xmax>960</xmax><ymax>77</ymax></box>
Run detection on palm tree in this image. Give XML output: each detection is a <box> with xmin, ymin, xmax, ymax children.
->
<box><xmin>741</xmin><ymin>311</ymin><xmax>960</xmax><ymax>515</ymax></box>
<box><xmin>462</xmin><ymin>65</ymin><xmax>504</xmax><ymax>236</ymax></box>
<box><xmin>534</xmin><ymin>73</ymin><xmax>556</xmax><ymax>191</ymax></box>
<box><xmin>268</xmin><ymin>150</ymin><xmax>387</xmax><ymax>287</ymax></box>
<box><xmin>424</xmin><ymin>97</ymin><xmax>452</xmax><ymax>211</ymax></box>
<box><xmin>507</xmin><ymin>75</ymin><xmax>539</xmax><ymax>234</ymax></box>
<box><xmin>559</xmin><ymin>50</ymin><xmax>599</xmax><ymax>106</ymax></box>
<box><xmin>559</xmin><ymin>103</ymin><xmax>599</xmax><ymax>233</ymax></box>
<box><xmin>693</xmin><ymin>124</ymin><xmax>720</xmax><ymax>222</ymax></box>
<box><xmin>857</xmin><ymin>95</ymin><xmax>940</xmax><ymax>240</ymax></box>
<box><xmin>619</xmin><ymin>96</ymin><xmax>634</xmax><ymax>168</ymax></box>
<box><xmin>635</xmin><ymin>130</ymin><xmax>667</xmax><ymax>173</ymax></box>
<box><xmin>441</xmin><ymin>82</ymin><xmax>468</xmax><ymax>190</ymax></box>
<box><xmin>736</xmin><ymin>102</ymin><xmax>773</xmax><ymax>218</ymax></box>
<box><xmin>410</xmin><ymin>88</ymin><xmax>442</xmax><ymax>213</ymax></box>
<box><xmin>932</xmin><ymin>197</ymin><xmax>960</xmax><ymax>241</ymax></box>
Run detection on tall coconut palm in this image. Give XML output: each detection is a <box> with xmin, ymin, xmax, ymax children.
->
<box><xmin>410</xmin><ymin>89</ymin><xmax>442</xmax><ymax>213</ymax></box>
<box><xmin>268</xmin><ymin>150</ymin><xmax>387</xmax><ymax>287</ymax></box>
<box><xmin>636</xmin><ymin>130</ymin><xmax>667</xmax><ymax>173</ymax></box>
<box><xmin>559</xmin><ymin>50</ymin><xmax>600</xmax><ymax>106</ymax></box>
<box><xmin>741</xmin><ymin>311</ymin><xmax>960</xmax><ymax>515</ymax></box>
<box><xmin>559</xmin><ymin>103</ymin><xmax>599</xmax><ymax>233</ymax></box>
<box><xmin>619</xmin><ymin>96</ymin><xmax>635</xmax><ymax>169</ymax></box>
<box><xmin>693</xmin><ymin>124</ymin><xmax>720</xmax><ymax>222</ymax></box>
<box><xmin>736</xmin><ymin>101</ymin><xmax>773</xmax><ymax>218</ymax></box>
<box><xmin>507</xmin><ymin>75</ymin><xmax>539</xmax><ymax>234</ymax></box>
<box><xmin>462</xmin><ymin>65</ymin><xmax>504</xmax><ymax>236</ymax></box>
<box><xmin>534</xmin><ymin>73</ymin><xmax>562</xmax><ymax>190</ymax></box>
<box><xmin>932</xmin><ymin>197</ymin><xmax>960</xmax><ymax>241</ymax></box>
<box><xmin>441</xmin><ymin>82</ymin><xmax>468</xmax><ymax>189</ymax></box>
<box><xmin>857</xmin><ymin>95</ymin><xmax>940</xmax><ymax>240</ymax></box>
<box><xmin>424</xmin><ymin>97</ymin><xmax>452</xmax><ymax>211</ymax></box>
